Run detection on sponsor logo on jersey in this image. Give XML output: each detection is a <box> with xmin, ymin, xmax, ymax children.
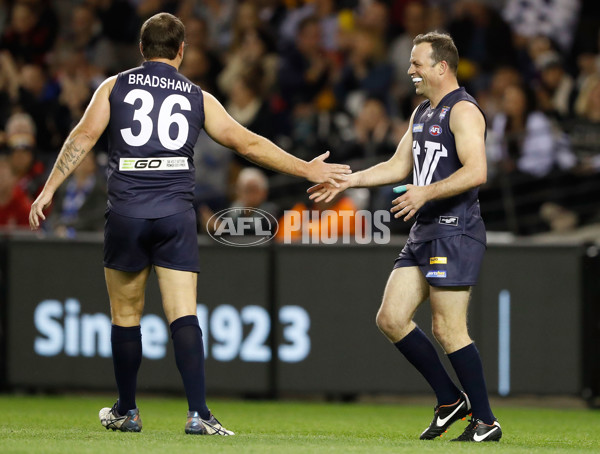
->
<box><xmin>426</xmin><ymin>270</ymin><xmax>447</xmax><ymax>278</ymax></box>
<box><xmin>439</xmin><ymin>106</ymin><xmax>450</xmax><ymax>120</ymax></box>
<box><xmin>413</xmin><ymin>123</ymin><xmax>424</xmax><ymax>133</ymax></box>
<box><xmin>430</xmin><ymin>257</ymin><xmax>447</xmax><ymax>264</ymax></box>
<box><xmin>119</xmin><ymin>157</ymin><xmax>189</xmax><ymax>171</ymax></box>
<box><xmin>429</xmin><ymin>125</ymin><xmax>442</xmax><ymax>136</ymax></box>
<box><xmin>439</xmin><ymin>215</ymin><xmax>459</xmax><ymax>226</ymax></box>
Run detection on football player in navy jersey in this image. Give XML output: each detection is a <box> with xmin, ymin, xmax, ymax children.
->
<box><xmin>309</xmin><ymin>31</ymin><xmax>501</xmax><ymax>442</ymax></box>
<box><xmin>29</xmin><ymin>12</ymin><xmax>351</xmax><ymax>436</ymax></box>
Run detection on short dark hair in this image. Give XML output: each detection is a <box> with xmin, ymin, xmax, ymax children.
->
<box><xmin>413</xmin><ymin>31</ymin><xmax>459</xmax><ymax>74</ymax></box>
<box><xmin>140</xmin><ymin>13</ymin><xmax>185</xmax><ymax>60</ymax></box>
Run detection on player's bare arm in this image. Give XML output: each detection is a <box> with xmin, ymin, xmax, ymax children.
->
<box><xmin>202</xmin><ymin>91</ymin><xmax>351</xmax><ymax>187</ymax></box>
<box><xmin>307</xmin><ymin>109</ymin><xmax>417</xmax><ymax>203</ymax></box>
<box><xmin>29</xmin><ymin>76</ymin><xmax>116</xmax><ymax>229</ymax></box>
<box><xmin>391</xmin><ymin>101</ymin><xmax>486</xmax><ymax>221</ymax></box>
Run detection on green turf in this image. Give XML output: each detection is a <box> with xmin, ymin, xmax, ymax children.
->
<box><xmin>0</xmin><ymin>395</ymin><xmax>598</xmax><ymax>453</ymax></box>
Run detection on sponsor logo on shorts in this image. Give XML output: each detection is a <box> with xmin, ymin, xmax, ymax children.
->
<box><xmin>426</xmin><ymin>270</ymin><xmax>447</xmax><ymax>278</ymax></box>
<box><xmin>430</xmin><ymin>257</ymin><xmax>447</xmax><ymax>264</ymax></box>
<box><xmin>207</xmin><ymin>207</ymin><xmax>278</xmax><ymax>247</ymax></box>
<box><xmin>413</xmin><ymin>123</ymin><xmax>424</xmax><ymax>133</ymax></box>
<box><xmin>439</xmin><ymin>216</ymin><xmax>459</xmax><ymax>226</ymax></box>
<box><xmin>119</xmin><ymin>157</ymin><xmax>189</xmax><ymax>171</ymax></box>
<box><xmin>429</xmin><ymin>125</ymin><xmax>442</xmax><ymax>136</ymax></box>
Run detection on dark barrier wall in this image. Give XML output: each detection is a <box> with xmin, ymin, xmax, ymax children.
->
<box><xmin>6</xmin><ymin>239</ymin><xmax>272</xmax><ymax>393</ymax></box>
<box><xmin>2</xmin><ymin>237</ymin><xmax>587</xmax><ymax>396</ymax></box>
<box><xmin>275</xmin><ymin>243</ymin><xmax>583</xmax><ymax>395</ymax></box>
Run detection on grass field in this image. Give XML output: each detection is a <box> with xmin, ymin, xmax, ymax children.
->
<box><xmin>1</xmin><ymin>395</ymin><xmax>599</xmax><ymax>453</ymax></box>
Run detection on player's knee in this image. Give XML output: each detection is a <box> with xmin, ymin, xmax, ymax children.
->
<box><xmin>110</xmin><ymin>298</ymin><xmax>143</xmax><ymax>324</ymax></box>
<box><xmin>376</xmin><ymin>308</ymin><xmax>408</xmax><ymax>337</ymax></box>
<box><xmin>432</xmin><ymin>318</ymin><xmax>469</xmax><ymax>351</ymax></box>
<box><xmin>431</xmin><ymin>318</ymin><xmax>451</xmax><ymax>346</ymax></box>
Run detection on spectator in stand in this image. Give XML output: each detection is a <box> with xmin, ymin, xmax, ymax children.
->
<box><xmin>182</xmin><ymin>15</ymin><xmax>223</xmax><ymax>89</ymax></box>
<box><xmin>278</xmin><ymin>16</ymin><xmax>332</xmax><ymax>112</ymax></box>
<box><xmin>534</xmin><ymin>51</ymin><xmax>576</xmax><ymax>120</ymax></box>
<box><xmin>225</xmin><ymin>67</ymin><xmax>274</xmax><ymax>140</ymax></box>
<box><xmin>0</xmin><ymin>50</ymin><xmax>19</xmax><ymax>126</ymax></box>
<box><xmin>58</xmin><ymin>3</ymin><xmax>116</xmax><ymax>76</ymax></box>
<box><xmin>56</xmin><ymin>50</ymin><xmax>96</xmax><ymax>124</ymax></box>
<box><xmin>8</xmin><ymin>134</ymin><xmax>46</xmax><ymax>200</ymax></box>
<box><xmin>227</xmin><ymin>1</ymin><xmax>262</xmax><ymax>53</ymax></box>
<box><xmin>0</xmin><ymin>0</ymin><xmax>58</xmax><ymax>65</ymax></box>
<box><xmin>16</xmin><ymin>62</ymin><xmax>66</xmax><ymax>154</ymax></box>
<box><xmin>253</xmin><ymin>0</ymin><xmax>287</xmax><ymax>39</ymax></box>
<box><xmin>388</xmin><ymin>1</ymin><xmax>429</xmax><ymax>101</ymax></box>
<box><xmin>279</xmin><ymin>0</ymin><xmax>338</xmax><ymax>52</ymax></box>
<box><xmin>477</xmin><ymin>66</ymin><xmax>522</xmax><ymax>119</ymax></box>
<box><xmin>334</xmin><ymin>26</ymin><xmax>394</xmax><ymax>115</ymax></box>
<box><xmin>575</xmin><ymin>75</ymin><xmax>600</xmax><ymax>123</ymax></box>
<box><xmin>571</xmin><ymin>75</ymin><xmax>600</xmax><ymax>171</ymax></box>
<box><xmin>194</xmin><ymin>0</ymin><xmax>235</xmax><ymax>54</ymax></box>
<box><xmin>202</xmin><ymin>167</ymin><xmax>281</xmax><ymax>235</ymax></box>
<box><xmin>231</xmin><ymin>167</ymin><xmax>280</xmax><ymax>216</ymax></box>
<box><xmin>338</xmin><ymin>97</ymin><xmax>401</xmax><ymax>161</ymax></box>
<box><xmin>447</xmin><ymin>0</ymin><xmax>517</xmax><ymax>92</ymax></box>
<box><xmin>0</xmin><ymin>153</ymin><xmax>31</xmax><ymax>229</ymax></box>
<box><xmin>278</xmin><ymin>15</ymin><xmax>334</xmax><ymax>151</ymax></box>
<box><xmin>180</xmin><ymin>44</ymin><xmax>224</xmax><ymax>101</ymax></box>
<box><xmin>356</xmin><ymin>0</ymin><xmax>390</xmax><ymax>41</ymax></box>
<box><xmin>486</xmin><ymin>82</ymin><xmax>579</xmax><ymax>233</ymax></box>
<box><xmin>86</xmin><ymin>0</ymin><xmax>141</xmax><ymax>71</ymax></box>
<box><xmin>45</xmin><ymin>150</ymin><xmax>106</xmax><ymax>238</ymax></box>
<box><xmin>5</xmin><ymin>113</ymin><xmax>46</xmax><ymax>198</ymax></box>
<box><xmin>218</xmin><ymin>27</ymin><xmax>279</xmax><ymax>98</ymax></box>
<box><xmin>487</xmin><ymin>83</ymin><xmax>575</xmax><ymax>179</ymax></box>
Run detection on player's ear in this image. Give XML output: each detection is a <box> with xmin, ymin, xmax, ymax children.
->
<box><xmin>439</xmin><ymin>60</ymin><xmax>447</xmax><ymax>76</ymax></box>
<box><xmin>139</xmin><ymin>42</ymin><xmax>144</xmax><ymax>58</ymax></box>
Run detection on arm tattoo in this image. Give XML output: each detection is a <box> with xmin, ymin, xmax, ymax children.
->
<box><xmin>55</xmin><ymin>160</ymin><xmax>68</xmax><ymax>176</ymax></box>
<box><xmin>55</xmin><ymin>138</ymin><xmax>87</xmax><ymax>176</ymax></box>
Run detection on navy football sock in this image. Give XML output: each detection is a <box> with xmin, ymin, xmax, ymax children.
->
<box><xmin>395</xmin><ymin>326</ymin><xmax>461</xmax><ymax>405</ymax></box>
<box><xmin>170</xmin><ymin>315</ymin><xmax>210</xmax><ymax>420</ymax></box>
<box><xmin>111</xmin><ymin>324</ymin><xmax>142</xmax><ymax>415</ymax></box>
<box><xmin>448</xmin><ymin>343</ymin><xmax>495</xmax><ymax>424</ymax></box>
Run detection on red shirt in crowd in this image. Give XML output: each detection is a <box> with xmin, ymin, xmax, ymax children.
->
<box><xmin>0</xmin><ymin>185</ymin><xmax>32</xmax><ymax>228</ymax></box>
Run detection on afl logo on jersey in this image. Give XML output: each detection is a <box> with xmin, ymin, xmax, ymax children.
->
<box><xmin>429</xmin><ymin>125</ymin><xmax>442</xmax><ymax>136</ymax></box>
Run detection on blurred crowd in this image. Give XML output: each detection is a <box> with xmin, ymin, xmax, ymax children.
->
<box><xmin>1</xmin><ymin>0</ymin><xmax>599</xmax><ymax>237</ymax></box>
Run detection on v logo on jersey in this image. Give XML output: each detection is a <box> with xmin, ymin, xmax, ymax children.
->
<box><xmin>473</xmin><ymin>425</ymin><xmax>499</xmax><ymax>442</ymax></box>
<box><xmin>413</xmin><ymin>140</ymin><xmax>448</xmax><ymax>186</ymax></box>
<box><xmin>436</xmin><ymin>402</ymin><xmax>465</xmax><ymax>427</ymax></box>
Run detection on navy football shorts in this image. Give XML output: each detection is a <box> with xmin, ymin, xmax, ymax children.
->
<box><xmin>393</xmin><ymin>234</ymin><xmax>485</xmax><ymax>287</ymax></box>
<box><xmin>104</xmin><ymin>207</ymin><xmax>200</xmax><ymax>273</ymax></box>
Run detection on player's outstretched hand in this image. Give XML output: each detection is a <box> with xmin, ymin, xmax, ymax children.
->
<box><xmin>29</xmin><ymin>190</ymin><xmax>53</xmax><ymax>230</ymax></box>
<box><xmin>307</xmin><ymin>176</ymin><xmax>352</xmax><ymax>203</ymax></box>
<box><xmin>305</xmin><ymin>151</ymin><xmax>352</xmax><ymax>187</ymax></box>
<box><xmin>390</xmin><ymin>184</ymin><xmax>430</xmax><ymax>221</ymax></box>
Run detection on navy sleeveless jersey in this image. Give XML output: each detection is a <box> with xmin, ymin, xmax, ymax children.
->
<box><xmin>409</xmin><ymin>87</ymin><xmax>486</xmax><ymax>244</ymax></box>
<box><xmin>107</xmin><ymin>61</ymin><xmax>204</xmax><ymax>219</ymax></box>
